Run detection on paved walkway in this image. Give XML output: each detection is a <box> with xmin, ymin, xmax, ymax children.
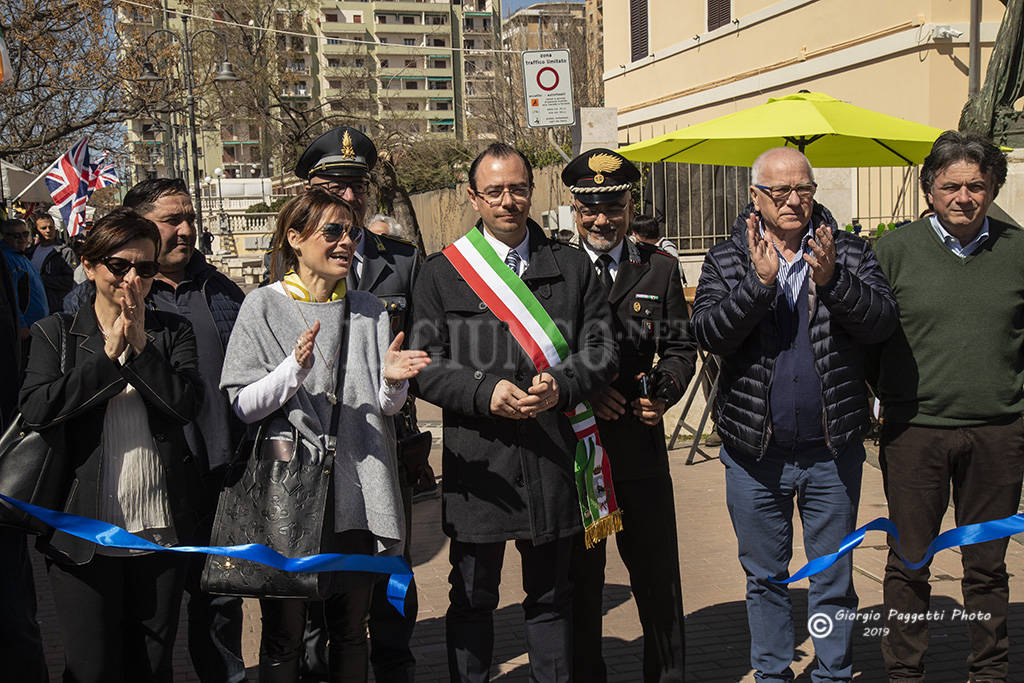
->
<box><xmin>29</xmin><ymin>415</ymin><xmax>1024</xmax><ymax>681</ymax></box>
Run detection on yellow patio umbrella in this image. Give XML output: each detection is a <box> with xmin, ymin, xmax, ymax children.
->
<box><xmin>618</xmin><ymin>92</ymin><xmax>947</xmax><ymax>167</ymax></box>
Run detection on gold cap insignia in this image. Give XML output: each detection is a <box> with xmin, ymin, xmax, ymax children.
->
<box><xmin>588</xmin><ymin>153</ymin><xmax>621</xmax><ymax>185</ymax></box>
<box><xmin>633</xmin><ymin>301</ymin><xmax>641</xmax><ymax>312</ymax></box>
<box><xmin>341</xmin><ymin>130</ymin><xmax>356</xmax><ymax>160</ymax></box>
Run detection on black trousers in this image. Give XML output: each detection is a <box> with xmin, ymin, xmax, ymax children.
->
<box><xmin>184</xmin><ymin>467</ymin><xmax>246</xmax><ymax>683</ymax></box>
<box><xmin>46</xmin><ymin>552</ymin><xmax>187</xmax><ymax>683</ymax></box>
<box><xmin>0</xmin><ymin>528</ymin><xmax>48</xmax><ymax>683</ymax></box>
<box><xmin>260</xmin><ymin>530</ymin><xmax>376</xmax><ymax>683</ymax></box>
<box><xmin>879</xmin><ymin>419</ymin><xmax>1024</xmax><ymax>681</ymax></box>
<box><xmin>446</xmin><ymin>536</ymin><xmax>574</xmax><ymax>683</ymax></box>
<box><xmin>571</xmin><ymin>475</ymin><xmax>686</xmax><ymax>683</ymax></box>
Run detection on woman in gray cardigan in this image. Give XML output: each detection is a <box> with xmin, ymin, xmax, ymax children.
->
<box><xmin>220</xmin><ymin>189</ymin><xmax>429</xmax><ymax>683</ymax></box>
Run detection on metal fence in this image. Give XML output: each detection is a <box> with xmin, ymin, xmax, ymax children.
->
<box><xmin>638</xmin><ymin>162</ymin><xmax>922</xmax><ymax>250</ymax></box>
<box><xmin>638</xmin><ymin>162</ymin><xmax>752</xmax><ymax>254</ymax></box>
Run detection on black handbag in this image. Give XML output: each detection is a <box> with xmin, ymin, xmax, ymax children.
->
<box><xmin>0</xmin><ymin>313</ymin><xmax>73</xmax><ymax>534</ymax></box>
<box><xmin>201</xmin><ymin>303</ymin><xmax>349</xmax><ymax>600</ymax></box>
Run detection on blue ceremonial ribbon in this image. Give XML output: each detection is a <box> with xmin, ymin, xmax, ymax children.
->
<box><xmin>776</xmin><ymin>513</ymin><xmax>1024</xmax><ymax>584</ymax></box>
<box><xmin>0</xmin><ymin>494</ymin><xmax>414</xmax><ymax>615</ymax></box>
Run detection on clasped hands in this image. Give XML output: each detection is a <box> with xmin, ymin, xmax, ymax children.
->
<box><xmin>592</xmin><ymin>373</ymin><xmax>666</xmax><ymax>426</ymax></box>
<box><xmin>104</xmin><ymin>275</ymin><xmax>148</xmax><ymax>361</ymax></box>
<box><xmin>746</xmin><ymin>213</ymin><xmax>836</xmax><ymax>287</ymax></box>
<box><xmin>490</xmin><ymin>372</ymin><xmax>559</xmax><ymax>419</ymax></box>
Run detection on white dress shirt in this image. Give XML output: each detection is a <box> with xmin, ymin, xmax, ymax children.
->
<box><xmin>482</xmin><ymin>228</ymin><xmax>530</xmax><ymax>276</ymax></box>
<box><xmin>580</xmin><ymin>238</ymin><xmax>625</xmax><ymax>282</ymax></box>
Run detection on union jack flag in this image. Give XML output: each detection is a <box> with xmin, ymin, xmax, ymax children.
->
<box><xmin>88</xmin><ymin>151</ymin><xmax>119</xmax><ymax>191</ymax></box>
<box><xmin>43</xmin><ymin>137</ymin><xmax>91</xmax><ymax>236</ymax></box>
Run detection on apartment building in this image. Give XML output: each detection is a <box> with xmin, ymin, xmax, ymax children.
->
<box><xmin>123</xmin><ymin>0</ymin><xmax>502</xmax><ymax>187</ymax></box>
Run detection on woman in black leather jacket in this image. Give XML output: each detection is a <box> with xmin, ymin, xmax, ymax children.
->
<box><xmin>20</xmin><ymin>207</ymin><xmax>202</xmax><ymax>683</ymax></box>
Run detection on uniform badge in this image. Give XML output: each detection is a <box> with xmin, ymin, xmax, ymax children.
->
<box><xmin>340</xmin><ymin>130</ymin><xmax>356</xmax><ymax>160</ymax></box>
<box><xmin>588</xmin><ymin>153</ymin><xmax>622</xmax><ymax>186</ymax></box>
<box><xmin>633</xmin><ymin>301</ymin><xmax>642</xmax><ymax>312</ymax></box>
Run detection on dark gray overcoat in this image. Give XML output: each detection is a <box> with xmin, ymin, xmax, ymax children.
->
<box><xmin>410</xmin><ymin>222</ymin><xmax>618</xmax><ymax>544</ymax></box>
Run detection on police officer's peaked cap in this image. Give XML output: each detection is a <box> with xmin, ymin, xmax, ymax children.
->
<box><xmin>295</xmin><ymin>126</ymin><xmax>378</xmax><ymax>180</ymax></box>
<box><xmin>561</xmin><ymin>148</ymin><xmax>640</xmax><ymax>205</ymax></box>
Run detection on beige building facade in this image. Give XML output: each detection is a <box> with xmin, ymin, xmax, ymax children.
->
<box><xmin>602</xmin><ymin>0</ymin><xmax>1017</xmax><ymax>250</ymax></box>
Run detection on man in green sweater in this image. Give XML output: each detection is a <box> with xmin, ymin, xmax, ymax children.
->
<box><xmin>874</xmin><ymin>130</ymin><xmax>1024</xmax><ymax>682</ymax></box>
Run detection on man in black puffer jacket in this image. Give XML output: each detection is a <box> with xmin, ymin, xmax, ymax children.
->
<box><xmin>692</xmin><ymin>147</ymin><xmax>898</xmax><ymax>683</ymax></box>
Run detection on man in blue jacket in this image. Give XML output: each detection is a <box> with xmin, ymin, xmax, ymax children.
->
<box><xmin>691</xmin><ymin>147</ymin><xmax>898</xmax><ymax>682</ymax></box>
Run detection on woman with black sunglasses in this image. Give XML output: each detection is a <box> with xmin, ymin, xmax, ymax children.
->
<box><xmin>219</xmin><ymin>188</ymin><xmax>428</xmax><ymax>682</ymax></box>
<box><xmin>19</xmin><ymin>207</ymin><xmax>203</xmax><ymax>682</ymax></box>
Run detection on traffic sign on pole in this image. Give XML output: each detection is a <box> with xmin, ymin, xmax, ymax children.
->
<box><xmin>522</xmin><ymin>49</ymin><xmax>574</xmax><ymax>128</ymax></box>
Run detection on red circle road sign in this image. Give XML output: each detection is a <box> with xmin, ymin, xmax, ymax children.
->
<box><xmin>536</xmin><ymin>67</ymin><xmax>559</xmax><ymax>92</ymax></box>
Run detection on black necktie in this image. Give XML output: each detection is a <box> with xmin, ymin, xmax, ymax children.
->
<box><xmin>505</xmin><ymin>248</ymin><xmax>523</xmax><ymax>277</ymax></box>
<box><xmin>595</xmin><ymin>254</ymin><xmax>614</xmax><ymax>293</ymax></box>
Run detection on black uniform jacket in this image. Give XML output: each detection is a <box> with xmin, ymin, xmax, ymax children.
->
<box><xmin>19</xmin><ymin>304</ymin><xmax>204</xmax><ymax>564</ymax></box>
<box><xmin>410</xmin><ymin>221</ymin><xmax>619</xmax><ymax>544</ymax></box>
<box><xmin>359</xmin><ymin>232</ymin><xmax>420</xmax><ymax>336</ymax></box>
<box><xmin>597</xmin><ymin>239</ymin><xmax>696</xmax><ymax>482</ymax></box>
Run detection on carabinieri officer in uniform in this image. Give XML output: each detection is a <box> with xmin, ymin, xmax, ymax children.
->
<box><xmin>564</xmin><ymin>148</ymin><xmax>696</xmax><ymax>683</ymax></box>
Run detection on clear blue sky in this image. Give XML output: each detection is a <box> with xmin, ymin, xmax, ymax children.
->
<box><xmin>502</xmin><ymin>0</ymin><xmax>584</xmax><ymax>18</ymax></box>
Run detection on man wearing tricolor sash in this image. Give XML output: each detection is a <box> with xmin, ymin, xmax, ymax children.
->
<box><xmin>409</xmin><ymin>143</ymin><xmax>618</xmax><ymax>682</ymax></box>
<box><xmin>563</xmin><ymin>148</ymin><xmax>696</xmax><ymax>683</ymax></box>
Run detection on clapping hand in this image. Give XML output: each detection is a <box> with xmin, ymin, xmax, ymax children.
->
<box><xmin>294</xmin><ymin>321</ymin><xmax>320</xmax><ymax>369</ymax></box>
<box><xmin>383</xmin><ymin>331</ymin><xmax>431</xmax><ymax>383</ymax></box>
<box><xmin>104</xmin><ymin>274</ymin><xmax>147</xmax><ymax>360</ymax></box>
<box><xmin>804</xmin><ymin>223</ymin><xmax>836</xmax><ymax>287</ymax></box>
<box><xmin>747</xmin><ymin>213</ymin><xmax>780</xmax><ymax>286</ymax></box>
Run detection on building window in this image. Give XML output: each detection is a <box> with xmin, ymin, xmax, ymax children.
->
<box><xmin>324</xmin><ymin>12</ymin><xmax>337</xmax><ymax>22</ymax></box>
<box><xmin>327</xmin><ymin>36</ymin><xmax>342</xmax><ymax>45</ymax></box>
<box><xmin>355</xmin><ymin>58</ymin><xmax>364</xmax><ymax>67</ymax></box>
<box><xmin>402</xmin><ymin>16</ymin><xmax>414</xmax><ymax>25</ymax></box>
<box><xmin>380</xmin><ymin>59</ymin><xmax>389</xmax><ymax>68</ymax></box>
<box><xmin>435</xmin><ymin>101</ymin><xmax>450</xmax><ymax>110</ymax></box>
<box><xmin>430</xmin><ymin>16</ymin><xmax>443</xmax><ymax>25</ymax></box>
<box><xmin>404</xmin><ymin>38</ymin><xmax>415</xmax><ymax>45</ymax></box>
<box><xmin>378</xmin><ymin>14</ymin><xmax>387</xmax><ymax>23</ymax></box>
<box><xmin>405</xmin><ymin>80</ymin><xmax>418</xmax><ymax>90</ymax></box>
<box><xmin>629</xmin><ymin>0</ymin><xmax>648</xmax><ymax>62</ymax></box>
<box><xmin>328</xmin><ymin>58</ymin><xmax>341</xmax><ymax>67</ymax></box>
<box><xmin>353</xmin><ymin>15</ymin><xmax>361</xmax><ymax>23</ymax></box>
<box><xmin>707</xmin><ymin>0</ymin><xmax>730</xmax><ymax>31</ymax></box>
<box><xmin>404</xmin><ymin>58</ymin><xmax>416</xmax><ymax>67</ymax></box>
<box><xmin>432</xmin><ymin>38</ymin><xmax>445</xmax><ymax>47</ymax></box>
<box><xmin>432</xmin><ymin>59</ymin><xmax>446</xmax><ymax>69</ymax></box>
<box><xmin>406</xmin><ymin>103</ymin><xmax>418</xmax><ymax>111</ymax></box>
<box><xmin>464</xmin><ymin>39</ymin><xmax>475</xmax><ymax>49</ymax></box>
<box><xmin>380</xmin><ymin>37</ymin><xmax>388</xmax><ymax>44</ymax></box>
<box><xmin>428</xmin><ymin>80</ymin><xmax>450</xmax><ymax>90</ymax></box>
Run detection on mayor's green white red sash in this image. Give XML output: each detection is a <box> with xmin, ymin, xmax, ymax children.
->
<box><xmin>443</xmin><ymin>229</ymin><xmax>622</xmax><ymax>547</ymax></box>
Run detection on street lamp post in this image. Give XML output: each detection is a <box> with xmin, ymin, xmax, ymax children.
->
<box><xmin>138</xmin><ymin>16</ymin><xmax>239</xmax><ymax>254</ymax></box>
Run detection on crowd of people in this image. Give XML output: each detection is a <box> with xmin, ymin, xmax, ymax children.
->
<box><xmin>0</xmin><ymin>125</ymin><xmax>1019</xmax><ymax>683</ymax></box>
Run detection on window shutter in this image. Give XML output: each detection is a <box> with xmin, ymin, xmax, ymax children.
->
<box><xmin>707</xmin><ymin>0</ymin><xmax>731</xmax><ymax>31</ymax></box>
<box><xmin>629</xmin><ymin>0</ymin><xmax>648</xmax><ymax>63</ymax></box>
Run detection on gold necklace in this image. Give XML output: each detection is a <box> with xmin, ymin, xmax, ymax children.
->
<box><xmin>289</xmin><ymin>296</ymin><xmax>343</xmax><ymax>405</ymax></box>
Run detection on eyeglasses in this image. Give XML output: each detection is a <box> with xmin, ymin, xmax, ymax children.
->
<box><xmin>753</xmin><ymin>183</ymin><xmax>818</xmax><ymax>202</ymax></box>
<box><xmin>471</xmin><ymin>185</ymin><xmax>532</xmax><ymax>206</ymax></box>
<box><xmin>575</xmin><ymin>202</ymin><xmax>629</xmax><ymax>220</ymax></box>
<box><xmin>321</xmin><ymin>222</ymin><xmax>363</xmax><ymax>243</ymax></box>
<box><xmin>310</xmin><ymin>179</ymin><xmax>370</xmax><ymax>196</ymax></box>
<box><xmin>100</xmin><ymin>256</ymin><xmax>160</xmax><ymax>279</ymax></box>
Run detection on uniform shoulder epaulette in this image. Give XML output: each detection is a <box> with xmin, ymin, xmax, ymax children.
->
<box><xmin>379</xmin><ymin>233</ymin><xmax>417</xmax><ymax>249</ymax></box>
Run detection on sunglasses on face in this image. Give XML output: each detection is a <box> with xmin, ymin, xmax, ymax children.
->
<box><xmin>321</xmin><ymin>222</ymin><xmax>363</xmax><ymax>243</ymax></box>
<box><xmin>100</xmin><ymin>256</ymin><xmax>160</xmax><ymax>279</ymax></box>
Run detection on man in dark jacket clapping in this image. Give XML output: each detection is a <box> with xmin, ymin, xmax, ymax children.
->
<box><xmin>691</xmin><ymin>147</ymin><xmax>898</xmax><ymax>682</ymax></box>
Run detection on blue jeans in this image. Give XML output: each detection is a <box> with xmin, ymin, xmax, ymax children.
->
<box><xmin>721</xmin><ymin>442</ymin><xmax>864</xmax><ymax>682</ymax></box>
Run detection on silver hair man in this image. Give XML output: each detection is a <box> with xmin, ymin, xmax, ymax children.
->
<box><xmin>366</xmin><ymin>213</ymin><xmax>405</xmax><ymax>240</ymax></box>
